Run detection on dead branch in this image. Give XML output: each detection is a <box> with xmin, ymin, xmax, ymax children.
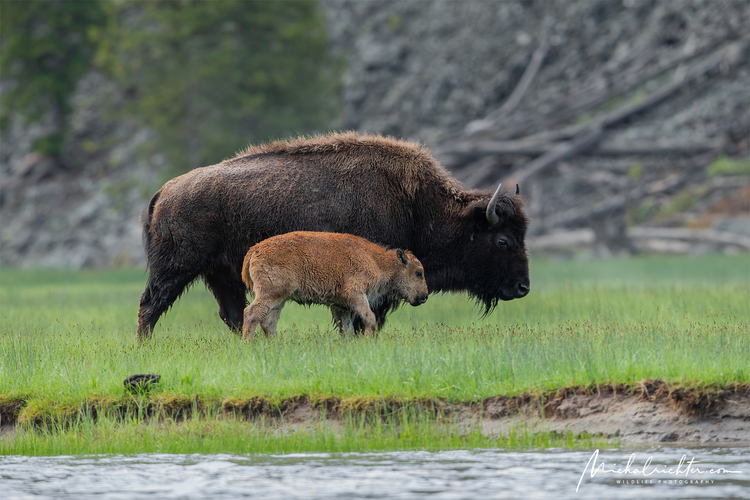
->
<box><xmin>453</xmin><ymin>156</ymin><xmax>499</xmax><ymax>187</ymax></box>
<box><xmin>533</xmin><ymin>173</ymin><xmax>687</xmax><ymax>233</ymax></box>
<box><xmin>528</xmin><ymin>226</ymin><xmax>750</xmax><ymax>253</ymax></box>
<box><xmin>443</xmin><ymin>136</ymin><xmax>724</xmax><ymax>160</ymax></box>
<box><xmin>440</xmin><ymin>36</ymin><xmax>748</xmax><ymax>172</ymax></box>
<box><xmin>527</xmin><ymin>229</ymin><xmax>595</xmax><ymax>251</ymax></box>
<box><xmin>503</xmin><ymin>37</ymin><xmax>749</xmax><ymax>185</ymax></box>
<box><xmin>594</xmin><ymin>138</ymin><xmax>726</xmax><ymax>155</ymax></box>
<box><xmin>629</xmin><ymin>228</ymin><xmax>750</xmax><ymax>249</ymax></box>
<box><xmin>507</xmin><ymin>125</ymin><xmax>604</xmax><ymax>185</ymax></box>
<box><xmin>489</xmin><ymin>44</ymin><xmax>549</xmax><ymax>120</ymax></box>
<box><xmin>534</xmin><ymin>38</ymin><xmax>730</xmax><ymax>129</ymax></box>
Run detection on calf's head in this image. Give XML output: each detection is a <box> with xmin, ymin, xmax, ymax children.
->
<box><xmin>394</xmin><ymin>249</ymin><xmax>429</xmax><ymax>306</ymax></box>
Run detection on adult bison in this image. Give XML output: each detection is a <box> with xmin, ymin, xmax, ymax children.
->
<box><xmin>137</xmin><ymin>132</ymin><xmax>529</xmax><ymax>339</ymax></box>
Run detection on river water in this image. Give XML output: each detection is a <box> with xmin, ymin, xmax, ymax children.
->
<box><xmin>2</xmin><ymin>447</ymin><xmax>749</xmax><ymax>499</ymax></box>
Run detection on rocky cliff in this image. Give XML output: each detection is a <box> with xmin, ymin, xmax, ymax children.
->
<box><xmin>1</xmin><ymin>0</ymin><xmax>748</xmax><ymax>268</ymax></box>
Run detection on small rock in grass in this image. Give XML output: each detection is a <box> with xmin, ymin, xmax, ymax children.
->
<box><xmin>124</xmin><ymin>373</ymin><xmax>161</xmax><ymax>393</ymax></box>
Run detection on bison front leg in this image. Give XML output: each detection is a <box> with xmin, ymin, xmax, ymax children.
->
<box><xmin>331</xmin><ymin>306</ymin><xmax>356</xmax><ymax>335</ymax></box>
<box><xmin>137</xmin><ymin>269</ymin><xmax>199</xmax><ymax>341</ymax></box>
<box><xmin>347</xmin><ymin>295</ymin><xmax>377</xmax><ymax>336</ymax></box>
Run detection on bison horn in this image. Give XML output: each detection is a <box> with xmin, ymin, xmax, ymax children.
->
<box><xmin>486</xmin><ymin>182</ymin><xmax>502</xmax><ymax>226</ymax></box>
<box><xmin>515</xmin><ymin>184</ymin><xmax>520</xmax><ymax>195</ymax></box>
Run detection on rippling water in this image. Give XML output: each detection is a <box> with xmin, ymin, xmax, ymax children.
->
<box><xmin>2</xmin><ymin>448</ymin><xmax>749</xmax><ymax>499</ymax></box>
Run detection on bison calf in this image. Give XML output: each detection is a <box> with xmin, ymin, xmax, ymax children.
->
<box><xmin>241</xmin><ymin>231</ymin><xmax>429</xmax><ymax>340</ymax></box>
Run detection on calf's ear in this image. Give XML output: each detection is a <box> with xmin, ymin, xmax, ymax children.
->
<box><xmin>396</xmin><ymin>249</ymin><xmax>409</xmax><ymax>265</ymax></box>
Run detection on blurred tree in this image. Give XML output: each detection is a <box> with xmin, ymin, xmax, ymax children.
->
<box><xmin>96</xmin><ymin>0</ymin><xmax>341</xmax><ymax>174</ymax></box>
<box><xmin>0</xmin><ymin>0</ymin><xmax>107</xmax><ymax>160</ymax></box>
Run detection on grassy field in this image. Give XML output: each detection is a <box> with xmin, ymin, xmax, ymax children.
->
<box><xmin>1</xmin><ymin>254</ymin><xmax>748</xmax><ymax>454</ymax></box>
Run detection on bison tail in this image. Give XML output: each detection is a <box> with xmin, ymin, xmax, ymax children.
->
<box><xmin>140</xmin><ymin>189</ymin><xmax>161</xmax><ymax>269</ymax></box>
<box><xmin>241</xmin><ymin>250</ymin><xmax>255</xmax><ymax>293</ymax></box>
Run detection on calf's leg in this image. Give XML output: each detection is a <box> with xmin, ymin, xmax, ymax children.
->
<box><xmin>350</xmin><ymin>301</ymin><xmax>392</xmax><ymax>334</ymax></box>
<box><xmin>260</xmin><ymin>304</ymin><xmax>283</xmax><ymax>336</ymax></box>
<box><xmin>347</xmin><ymin>295</ymin><xmax>377</xmax><ymax>335</ymax></box>
<box><xmin>242</xmin><ymin>295</ymin><xmax>284</xmax><ymax>341</ymax></box>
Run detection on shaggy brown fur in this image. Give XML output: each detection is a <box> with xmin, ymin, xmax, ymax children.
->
<box><xmin>240</xmin><ymin>231</ymin><xmax>428</xmax><ymax>339</ymax></box>
<box><xmin>137</xmin><ymin>131</ymin><xmax>529</xmax><ymax>339</ymax></box>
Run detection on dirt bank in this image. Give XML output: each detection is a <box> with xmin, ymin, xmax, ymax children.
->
<box><xmin>261</xmin><ymin>381</ymin><xmax>750</xmax><ymax>444</ymax></box>
<box><xmin>2</xmin><ymin>381</ymin><xmax>749</xmax><ymax>445</ymax></box>
<box><xmin>477</xmin><ymin>381</ymin><xmax>750</xmax><ymax>444</ymax></box>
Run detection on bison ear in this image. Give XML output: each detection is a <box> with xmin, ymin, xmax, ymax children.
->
<box><xmin>396</xmin><ymin>249</ymin><xmax>408</xmax><ymax>265</ymax></box>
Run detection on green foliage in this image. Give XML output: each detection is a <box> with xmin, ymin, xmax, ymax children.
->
<box><xmin>0</xmin><ymin>0</ymin><xmax>107</xmax><ymax>157</ymax></box>
<box><xmin>0</xmin><ymin>1</ymin><xmax>340</xmax><ymax>172</ymax></box>
<box><xmin>95</xmin><ymin>0</ymin><xmax>341</xmax><ymax>173</ymax></box>
<box><xmin>628</xmin><ymin>198</ymin><xmax>654</xmax><ymax>225</ymax></box>
<box><xmin>707</xmin><ymin>155</ymin><xmax>750</xmax><ymax>177</ymax></box>
<box><xmin>627</xmin><ymin>161</ymin><xmax>642</xmax><ymax>180</ymax></box>
<box><xmin>656</xmin><ymin>186</ymin><xmax>709</xmax><ymax>219</ymax></box>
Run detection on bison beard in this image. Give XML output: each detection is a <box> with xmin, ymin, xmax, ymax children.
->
<box><xmin>136</xmin><ymin>132</ymin><xmax>530</xmax><ymax>339</ymax></box>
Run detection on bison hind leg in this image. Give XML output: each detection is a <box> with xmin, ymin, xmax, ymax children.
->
<box><xmin>203</xmin><ymin>268</ymin><xmax>247</xmax><ymax>333</ymax></box>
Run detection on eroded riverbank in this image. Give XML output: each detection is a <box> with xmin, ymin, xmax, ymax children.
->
<box><xmin>3</xmin><ymin>381</ymin><xmax>749</xmax><ymax>447</ymax></box>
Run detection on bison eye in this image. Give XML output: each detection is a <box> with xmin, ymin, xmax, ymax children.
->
<box><xmin>497</xmin><ymin>238</ymin><xmax>508</xmax><ymax>248</ymax></box>
<box><xmin>416</xmin><ymin>271</ymin><xmax>423</xmax><ymax>279</ymax></box>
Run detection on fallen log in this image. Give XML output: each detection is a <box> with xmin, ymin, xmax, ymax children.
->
<box><xmin>443</xmin><ymin>136</ymin><xmax>724</xmax><ymax>160</ymax></box>
<box><xmin>487</xmin><ymin>44</ymin><xmax>549</xmax><ymax>121</ymax></box>
<box><xmin>534</xmin><ymin>38</ymin><xmax>731</xmax><ymax>129</ymax></box>
<box><xmin>505</xmin><ymin>126</ymin><xmax>605</xmax><ymax>185</ymax></box>
<box><xmin>527</xmin><ymin>229</ymin><xmax>595</xmax><ymax>251</ymax></box>
<box><xmin>499</xmin><ymin>37</ymin><xmax>749</xmax><ymax>184</ymax></box>
<box><xmin>533</xmin><ymin>173</ymin><xmax>687</xmax><ymax>233</ymax></box>
<box><xmin>629</xmin><ymin>227</ymin><xmax>750</xmax><ymax>250</ymax></box>
<box><xmin>527</xmin><ymin>227</ymin><xmax>750</xmax><ymax>253</ymax></box>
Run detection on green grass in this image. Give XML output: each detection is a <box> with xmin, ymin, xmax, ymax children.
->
<box><xmin>1</xmin><ymin>254</ymin><xmax>748</xmax><ymax>454</ymax></box>
<box><xmin>1</xmin><ymin>408</ymin><xmax>609</xmax><ymax>456</ymax></box>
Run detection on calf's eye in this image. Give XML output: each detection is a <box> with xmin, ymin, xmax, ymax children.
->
<box><xmin>416</xmin><ymin>271</ymin><xmax>423</xmax><ymax>278</ymax></box>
